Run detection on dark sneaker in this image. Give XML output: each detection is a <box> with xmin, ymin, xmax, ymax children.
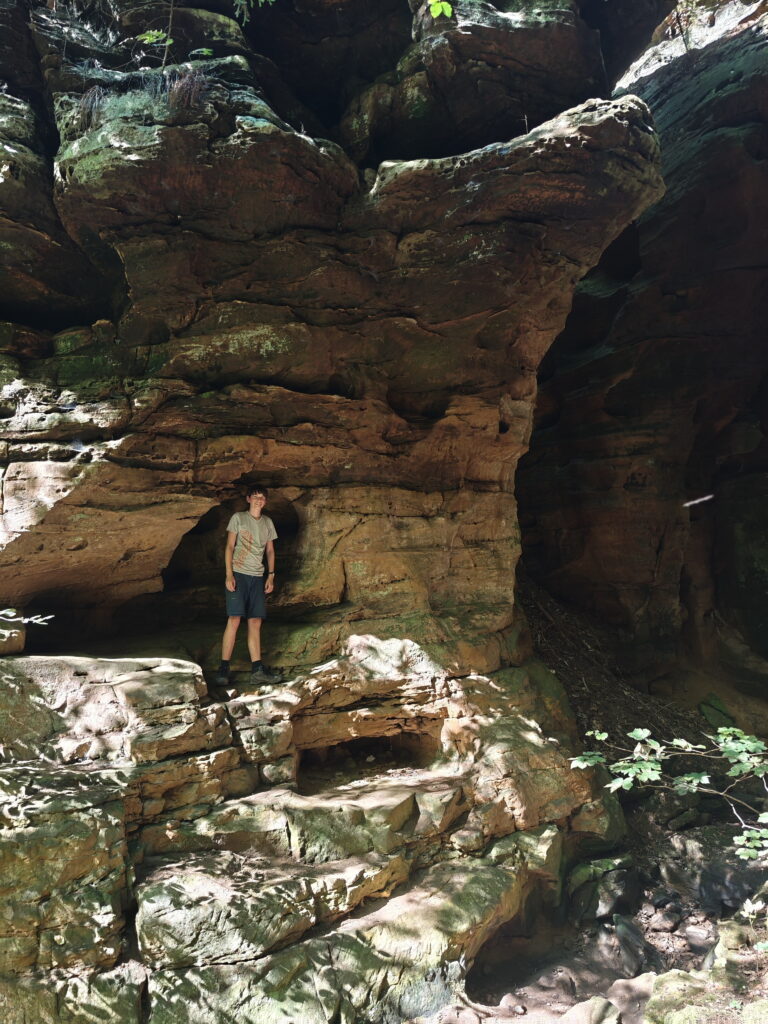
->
<box><xmin>250</xmin><ymin>664</ymin><xmax>283</xmax><ymax>687</ymax></box>
<box><xmin>214</xmin><ymin>669</ymin><xmax>230</xmax><ymax>686</ymax></box>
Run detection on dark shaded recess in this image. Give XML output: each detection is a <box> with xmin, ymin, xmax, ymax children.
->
<box><xmin>0</xmin><ymin>0</ymin><xmax>48</xmax><ymax>95</ymax></box>
<box><xmin>0</xmin><ymin>6</ymin><xmax>129</xmax><ymax>329</ymax></box>
<box><xmin>466</xmin><ymin>897</ymin><xmax>570</xmax><ymax>1002</ymax></box>
<box><xmin>516</xmin><ymin>224</ymin><xmax>643</xmax><ymax>618</ymax></box>
<box><xmin>715</xmin><ymin>477</ymin><xmax>768</xmax><ymax>665</ymax></box>
<box><xmin>298</xmin><ymin>733</ymin><xmax>441</xmax><ymax>796</ymax></box>
<box><xmin>241</xmin><ymin>0</ymin><xmax>412</xmax><ymax>128</ymax></box>
<box><xmin>0</xmin><ymin>254</ymin><xmax>128</xmax><ymax>333</ymax></box>
<box><xmin>578</xmin><ymin>0</ymin><xmax>675</xmax><ymax>86</ymax></box>
<box><xmin>537</xmin><ymin>224</ymin><xmax>641</xmax><ymax>387</ymax></box>
<box><xmin>161</xmin><ymin>495</ymin><xmax>300</xmax><ymax>607</ymax></box>
<box><xmin>24</xmin><ymin>588</ymin><xmax>92</xmax><ymax>653</ymax></box>
<box><xmin>386</xmin><ymin>388</ymin><xmax>452</xmax><ymax>425</ymax></box>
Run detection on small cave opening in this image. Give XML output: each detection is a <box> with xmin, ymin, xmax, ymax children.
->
<box><xmin>386</xmin><ymin>388</ymin><xmax>451</xmax><ymax>426</ymax></box>
<box><xmin>465</xmin><ymin>900</ymin><xmax>577</xmax><ymax>1010</ymax></box>
<box><xmin>113</xmin><ymin>493</ymin><xmax>303</xmax><ymax>661</ymax></box>
<box><xmin>296</xmin><ymin>731</ymin><xmax>440</xmax><ymax>796</ymax></box>
<box><xmin>163</xmin><ymin>493</ymin><xmax>300</xmax><ymax>601</ymax></box>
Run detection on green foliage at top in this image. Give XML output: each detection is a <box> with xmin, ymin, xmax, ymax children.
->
<box><xmin>233</xmin><ymin>0</ymin><xmax>275</xmax><ymax>25</ymax></box>
<box><xmin>136</xmin><ymin>29</ymin><xmax>172</xmax><ymax>46</ymax></box>
<box><xmin>131</xmin><ymin>0</ymin><xmax>454</xmax><ymax>74</ymax></box>
<box><xmin>430</xmin><ymin>1</ymin><xmax>454</xmax><ymax>18</ymax></box>
<box><xmin>572</xmin><ymin>726</ymin><xmax>768</xmax><ymax>862</ymax></box>
<box><xmin>233</xmin><ymin>0</ymin><xmax>452</xmax><ymax>24</ymax></box>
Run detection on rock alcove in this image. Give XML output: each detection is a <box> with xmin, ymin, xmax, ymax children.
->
<box><xmin>2</xmin><ymin>0</ymin><xmax>768</xmax><ymax>1021</ymax></box>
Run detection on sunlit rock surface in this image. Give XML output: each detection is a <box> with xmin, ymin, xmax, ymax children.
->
<box><xmin>0</xmin><ymin>61</ymin><xmax>662</xmax><ymax>666</ymax></box>
<box><xmin>0</xmin><ymin>639</ymin><xmax>617</xmax><ymax>1021</ymax></box>
<box><xmin>3</xmin><ymin>0</ymin><xmax>763</xmax><ymax>1020</ymax></box>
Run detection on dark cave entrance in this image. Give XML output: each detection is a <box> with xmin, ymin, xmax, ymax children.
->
<box><xmin>22</xmin><ymin>493</ymin><xmax>302</xmax><ymax>657</ymax></box>
<box><xmin>107</xmin><ymin>493</ymin><xmax>302</xmax><ymax>662</ymax></box>
<box><xmin>296</xmin><ymin>731</ymin><xmax>440</xmax><ymax>796</ymax></box>
<box><xmin>161</xmin><ymin>495</ymin><xmax>301</xmax><ymax>598</ymax></box>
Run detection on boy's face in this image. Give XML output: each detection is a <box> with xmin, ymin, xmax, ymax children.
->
<box><xmin>247</xmin><ymin>491</ymin><xmax>267</xmax><ymax>515</ymax></box>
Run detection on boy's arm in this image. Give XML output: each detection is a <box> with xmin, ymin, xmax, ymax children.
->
<box><xmin>264</xmin><ymin>539</ymin><xmax>275</xmax><ymax>594</ymax></box>
<box><xmin>225</xmin><ymin>531</ymin><xmax>237</xmax><ymax>591</ymax></box>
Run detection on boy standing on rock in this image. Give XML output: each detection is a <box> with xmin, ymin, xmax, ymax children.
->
<box><xmin>216</xmin><ymin>485</ymin><xmax>282</xmax><ymax>687</ymax></box>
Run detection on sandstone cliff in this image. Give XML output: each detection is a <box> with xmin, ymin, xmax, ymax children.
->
<box><xmin>0</xmin><ymin>0</ymin><xmax>764</xmax><ymax>1021</ymax></box>
<box><xmin>519</xmin><ymin>0</ymin><xmax>768</xmax><ymax>723</ymax></box>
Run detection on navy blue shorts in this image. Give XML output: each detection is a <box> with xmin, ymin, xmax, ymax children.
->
<box><xmin>225</xmin><ymin>572</ymin><xmax>267</xmax><ymax>619</ymax></box>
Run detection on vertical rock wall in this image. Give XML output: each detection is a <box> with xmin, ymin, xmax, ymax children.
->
<box><xmin>519</xmin><ymin>3</ymin><xmax>768</xmax><ymax>698</ymax></box>
<box><xmin>0</xmin><ymin>0</ymin><xmax>662</xmax><ymax>672</ymax></box>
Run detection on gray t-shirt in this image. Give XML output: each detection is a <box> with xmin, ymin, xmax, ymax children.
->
<box><xmin>227</xmin><ymin>512</ymin><xmax>277</xmax><ymax>577</ymax></box>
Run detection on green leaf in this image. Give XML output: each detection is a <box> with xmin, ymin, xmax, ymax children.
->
<box><xmin>136</xmin><ymin>29</ymin><xmax>168</xmax><ymax>45</ymax></box>
<box><xmin>757</xmin><ymin>813</ymin><xmax>768</xmax><ymax>823</ymax></box>
<box><xmin>440</xmin><ymin>1</ymin><xmax>453</xmax><ymax>15</ymax></box>
<box><xmin>570</xmin><ymin>752</ymin><xmax>606</xmax><ymax>770</ymax></box>
<box><xmin>429</xmin><ymin>2</ymin><xmax>442</xmax><ymax>15</ymax></box>
<box><xmin>736</xmin><ymin>848</ymin><xmax>760</xmax><ymax>860</ymax></box>
<box><xmin>606</xmin><ymin>778</ymin><xmax>628</xmax><ymax>793</ymax></box>
<box><xmin>755</xmin><ymin>942</ymin><xmax>768</xmax><ymax>953</ymax></box>
<box><xmin>586</xmin><ymin>730</ymin><xmax>608</xmax><ymax>741</ymax></box>
<box><xmin>627</xmin><ymin>728</ymin><xmax>651</xmax><ymax>741</ymax></box>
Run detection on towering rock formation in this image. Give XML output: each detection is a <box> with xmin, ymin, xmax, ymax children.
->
<box><xmin>0</xmin><ymin>0</ymin><xmax>662</xmax><ymax>673</ymax></box>
<box><xmin>3</xmin><ymin>0</ymin><xmax>765</xmax><ymax>1020</ymax></box>
<box><xmin>519</xmin><ymin>2</ymin><xmax>768</xmax><ymax>715</ymax></box>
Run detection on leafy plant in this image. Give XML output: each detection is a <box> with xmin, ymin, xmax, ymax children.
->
<box><xmin>429</xmin><ymin>1</ymin><xmax>453</xmax><ymax>18</ymax></box>
<box><xmin>233</xmin><ymin>0</ymin><xmax>276</xmax><ymax>26</ymax></box>
<box><xmin>571</xmin><ymin>726</ymin><xmax>768</xmax><ymax>862</ymax></box>
<box><xmin>136</xmin><ymin>29</ymin><xmax>171</xmax><ymax>47</ymax></box>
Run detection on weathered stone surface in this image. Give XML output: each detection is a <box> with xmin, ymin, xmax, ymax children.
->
<box><xmin>339</xmin><ymin>0</ymin><xmax>605</xmax><ymax>163</ymax></box>
<box><xmin>0</xmin><ymin>50</ymin><xmax>662</xmax><ymax>667</ymax></box>
<box><xmin>2</xmin><ymin>2</ymin><xmax>739</xmax><ymax>1020</ymax></box>
<box><xmin>0</xmin><ymin>766</ymin><xmax>129</xmax><ymax>975</ymax></box>
<box><xmin>0</xmin><ymin>656</ymin><xmax>229</xmax><ymax>763</ymax></box>
<box><xmin>138</xmin><ymin>637</ymin><xmax>608</xmax><ymax>858</ymax></box>
<box><xmin>147</xmin><ymin>858</ymin><xmax>529</xmax><ymax>1024</ymax></box>
<box><xmin>0</xmin><ymin>88</ymin><xmax>115</xmax><ymax>325</ymax></box>
<box><xmin>0</xmin><ymin>642</ymin><xmax>614</xmax><ymax>1020</ymax></box>
<box><xmin>136</xmin><ymin>850</ymin><xmax>409</xmax><ymax>967</ymax></box>
<box><xmin>560</xmin><ymin>996</ymin><xmax>621</xmax><ymax>1024</ymax></box>
<box><xmin>519</xmin><ymin>5</ymin><xmax>768</xmax><ymax>690</ymax></box>
<box><xmin>0</xmin><ymin>961</ymin><xmax>146</xmax><ymax>1024</ymax></box>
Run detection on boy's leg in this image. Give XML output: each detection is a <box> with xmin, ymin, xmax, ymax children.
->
<box><xmin>221</xmin><ymin>616</ymin><xmax>241</xmax><ymax>661</ymax></box>
<box><xmin>246</xmin><ymin>618</ymin><xmax>262</xmax><ymax>662</ymax></box>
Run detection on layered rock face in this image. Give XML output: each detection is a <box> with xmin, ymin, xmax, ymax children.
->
<box><xmin>0</xmin><ymin>0</ymin><xmax>713</xmax><ymax>1020</ymax></box>
<box><xmin>0</xmin><ymin>0</ymin><xmax>662</xmax><ymax>672</ymax></box>
<box><xmin>519</xmin><ymin>2</ymin><xmax>768</xmax><ymax>697</ymax></box>
<box><xmin>0</xmin><ymin>640</ymin><xmax>622</xmax><ymax>1022</ymax></box>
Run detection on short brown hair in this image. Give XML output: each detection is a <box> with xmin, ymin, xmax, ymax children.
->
<box><xmin>246</xmin><ymin>485</ymin><xmax>268</xmax><ymax>499</ymax></box>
